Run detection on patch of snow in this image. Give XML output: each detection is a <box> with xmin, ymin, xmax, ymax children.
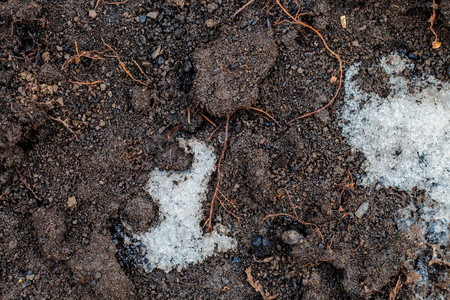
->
<box><xmin>136</xmin><ymin>138</ymin><xmax>235</xmax><ymax>272</ymax></box>
<box><xmin>340</xmin><ymin>53</ymin><xmax>450</xmax><ymax>298</ymax></box>
<box><xmin>340</xmin><ymin>53</ymin><xmax>450</xmax><ymax>233</ymax></box>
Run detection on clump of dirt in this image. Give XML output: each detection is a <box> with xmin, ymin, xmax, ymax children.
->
<box><xmin>122</xmin><ymin>196</ymin><xmax>156</xmax><ymax>233</ymax></box>
<box><xmin>32</xmin><ymin>207</ymin><xmax>67</xmax><ymax>261</ymax></box>
<box><xmin>68</xmin><ymin>232</ymin><xmax>135</xmax><ymax>299</ymax></box>
<box><xmin>193</xmin><ymin>25</ymin><xmax>278</xmax><ymax>117</ymax></box>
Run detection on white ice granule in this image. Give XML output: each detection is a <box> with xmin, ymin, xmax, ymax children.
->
<box><xmin>340</xmin><ymin>53</ymin><xmax>450</xmax><ymax>231</ymax></box>
<box><xmin>136</xmin><ymin>138</ymin><xmax>235</xmax><ymax>272</ymax></box>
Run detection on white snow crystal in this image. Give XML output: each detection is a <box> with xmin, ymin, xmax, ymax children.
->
<box><xmin>136</xmin><ymin>138</ymin><xmax>235</xmax><ymax>272</ymax></box>
<box><xmin>340</xmin><ymin>53</ymin><xmax>450</xmax><ymax>232</ymax></box>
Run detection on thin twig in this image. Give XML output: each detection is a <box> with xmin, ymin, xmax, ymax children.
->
<box><xmin>16</xmin><ymin>168</ymin><xmax>40</xmax><ymax>200</ymax></box>
<box><xmin>68</xmin><ymin>80</ymin><xmax>104</xmax><ymax>85</ymax></box>
<box><xmin>49</xmin><ymin>116</ymin><xmax>79</xmax><ymax>140</ymax></box>
<box><xmin>102</xmin><ymin>39</ymin><xmax>149</xmax><ymax>86</ymax></box>
<box><xmin>231</xmin><ymin>0</ymin><xmax>255</xmax><ymax>20</ymax></box>
<box><xmin>270</xmin><ymin>0</ymin><xmax>343</xmax><ymax>123</ymax></box>
<box><xmin>430</xmin><ymin>0</ymin><xmax>441</xmax><ymax>49</ymax></box>
<box><xmin>206</xmin><ymin>115</ymin><xmax>230</xmax><ymax>230</ymax></box>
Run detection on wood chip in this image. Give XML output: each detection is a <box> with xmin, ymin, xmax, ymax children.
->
<box><xmin>340</xmin><ymin>15</ymin><xmax>347</xmax><ymax>28</ymax></box>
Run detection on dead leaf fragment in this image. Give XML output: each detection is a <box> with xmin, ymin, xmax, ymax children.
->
<box><xmin>245</xmin><ymin>267</ymin><xmax>278</xmax><ymax>300</ymax></box>
<box><xmin>331</xmin><ymin>75</ymin><xmax>337</xmax><ymax>83</ymax></box>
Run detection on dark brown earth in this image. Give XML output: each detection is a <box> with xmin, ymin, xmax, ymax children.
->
<box><xmin>0</xmin><ymin>0</ymin><xmax>449</xmax><ymax>299</ymax></box>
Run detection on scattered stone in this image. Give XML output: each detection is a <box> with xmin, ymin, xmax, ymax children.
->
<box><xmin>26</xmin><ymin>274</ymin><xmax>35</xmax><ymax>281</ymax></box>
<box><xmin>67</xmin><ymin>196</ymin><xmax>77</xmax><ymax>209</ymax></box>
<box><xmin>205</xmin><ymin>19</ymin><xmax>220</xmax><ymax>28</ymax></box>
<box><xmin>100</xmin><ymin>83</ymin><xmax>107</xmax><ymax>91</ymax></box>
<box><xmin>152</xmin><ymin>45</ymin><xmax>163</xmax><ymax>59</ymax></box>
<box><xmin>352</xmin><ymin>40</ymin><xmax>360</xmax><ymax>47</ymax></box>
<box><xmin>147</xmin><ymin>11</ymin><xmax>158</xmax><ymax>19</ymax></box>
<box><xmin>281</xmin><ymin>230</ymin><xmax>302</xmax><ymax>245</ymax></box>
<box><xmin>193</xmin><ymin>26</ymin><xmax>278</xmax><ymax>117</ymax></box>
<box><xmin>41</xmin><ymin>51</ymin><xmax>50</xmax><ymax>63</ymax></box>
<box><xmin>207</xmin><ymin>3</ymin><xmax>218</xmax><ymax>13</ymax></box>
<box><xmin>88</xmin><ymin>10</ymin><xmax>97</xmax><ymax>18</ymax></box>
<box><xmin>355</xmin><ymin>201</ymin><xmax>369</xmax><ymax>219</ymax></box>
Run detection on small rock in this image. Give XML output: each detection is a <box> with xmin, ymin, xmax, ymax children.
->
<box><xmin>100</xmin><ymin>83</ymin><xmax>107</xmax><ymax>91</ymax></box>
<box><xmin>152</xmin><ymin>45</ymin><xmax>163</xmax><ymax>59</ymax></box>
<box><xmin>139</xmin><ymin>15</ymin><xmax>147</xmax><ymax>23</ymax></box>
<box><xmin>88</xmin><ymin>10</ymin><xmax>97</xmax><ymax>18</ymax></box>
<box><xmin>355</xmin><ymin>202</ymin><xmax>369</xmax><ymax>219</ymax></box>
<box><xmin>42</xmin><ymin>51</ymin><xmax>50</xmax><ymax>63</ymax></box>
<box><xmin>56</xmin><ymin>46</ymin><xmax>63</xmax><ymax>52</ymax></box>
<box><xmin>67</xmin><ymin>196</ymin><xmax>77</xmax><ymax>209</ymax></box>
<box><xmin>26</xmin><ymin>274</ymin><xmax>35</xmax><ymax>281</ymax></box>
<box><xmin>56</xmin><ymin>97</ymin><xmax>64</xmax><ymax>106</ymax></box>
<box><xmin>352</xmin><ymin>40</ymin><xmax>360</xmax><ymax>47</ymax></box>
<box><xmin>251</xmin><ymin>235</ymin><xmax>272</xmax><ymax>259</ymax></box>
<box><xmin>207</xmin><ymin>3</ymin><xmax>219</xmax><ymax>12</ymax></box>
<box><xmin>205</xmin><ymin>19</ymin><xmax>220</xmax><ymax>28</ymax></box>
<box><xmin>147</xmin><ymin>11</ymin><xmax>158</xmax><ymax>19</ymax></box>
<box><xmin>165</xmin><ymin>0</ymin><xmax>184</xmax><ymax>8</ymax></box>
<box><xmin>281</xmin><ymin>230</ymin><xmax>302</xmax><ymax>245</ymax></box>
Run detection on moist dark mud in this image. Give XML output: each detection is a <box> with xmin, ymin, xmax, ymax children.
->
<box><xmin>0</xmin><ymin>0</ymin><xmax>448</xmax><ymax>299</ymax></box>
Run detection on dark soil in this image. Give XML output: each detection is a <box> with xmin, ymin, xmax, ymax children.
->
<box><xmin>0</xmin><ymin>0</ymin><xmax>449</xmax><ymax>299</ymax></box>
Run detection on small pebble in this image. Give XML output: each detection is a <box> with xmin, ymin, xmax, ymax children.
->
<box><xmin>355</xmin><ymin>202</ymin><xmax>369</xmax><ymax>218</ymax></box>
<box><xmin>147</xmin><ymin>11</ymin><xmax>158</xmax><ymax>19</ymax></box>
<box><xmin>281</xmin><ymin>230</ymin><xmax>302</xmax><ymax>245</ymax></box>
<box><xmin>88</xmin><ymin>10</ymin><xmax>97</xmax><ymax>18</ymax></box>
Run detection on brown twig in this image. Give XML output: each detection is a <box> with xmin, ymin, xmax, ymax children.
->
<box><xmin>248</xmin><ymin>107</ymin><xmax>280</xmax><ymax>126</ymax></box>
<box><xmin>62</xmin><ymin>40</ymin><xmax>106</xmax><ymax>70</ymax></box>
<box><xmin>132</xmin><ymin>59</ymin><xmax>150</xmax><ymax>82</ymax></box>
<box><xmin>49</xmin><ymin>116</ymin><xmax>79</xmax><ymax>140</ymax></box>
<box><xmin>268</xmin><ymin>0</ymin><xmax>343</xmax><ymax>123</ymax></box>
<box><xmin>427</xmin><ymin>243</ymin><xmax>450</xmax><ymax>267</ymax></box>
<box><xmin>68</xmin><ymin>80</ymin><xmax>104</xmax><ymax>85</ymax></box>
<box><xmin>16</xmin><ymin>168</ymin><xmax>40</xmax><ymax>200</ymax></box>
<box><xmin>245</xmin><ymin>267</ymin><xmax>278</xmax><ymax>300</ymax></box>
<box><xmin>389</xmin><ymin>275</ymin><xmax>403</xmax><ymax>300</ymax></box>
<box><xmin>430</xmin><ymin>0</ymin><xmax>441</xmax><ymax>49</ymax></box>
<box><xmin>102</xmin><ymin>39</ymin><xmax>149</xmax><ymax>86</ymax></box>
<box><xmin>231</xmin><ymin>0</ymin><xmax>255</xmax><ymax>20</ymax></box>
<box><xmin>201</xmin><ymin>113</ymin><xmax>218</xmax><ymax>128</ymax></box>
<box><xmin>206</xmin><ymin>115</ymin><xmax>230</xmax><ymax>230</ymax></box>
<box><xmin>216</xmin><ymin>189</ymin><xmax>240</xmax><ymax>222</ymax></box>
